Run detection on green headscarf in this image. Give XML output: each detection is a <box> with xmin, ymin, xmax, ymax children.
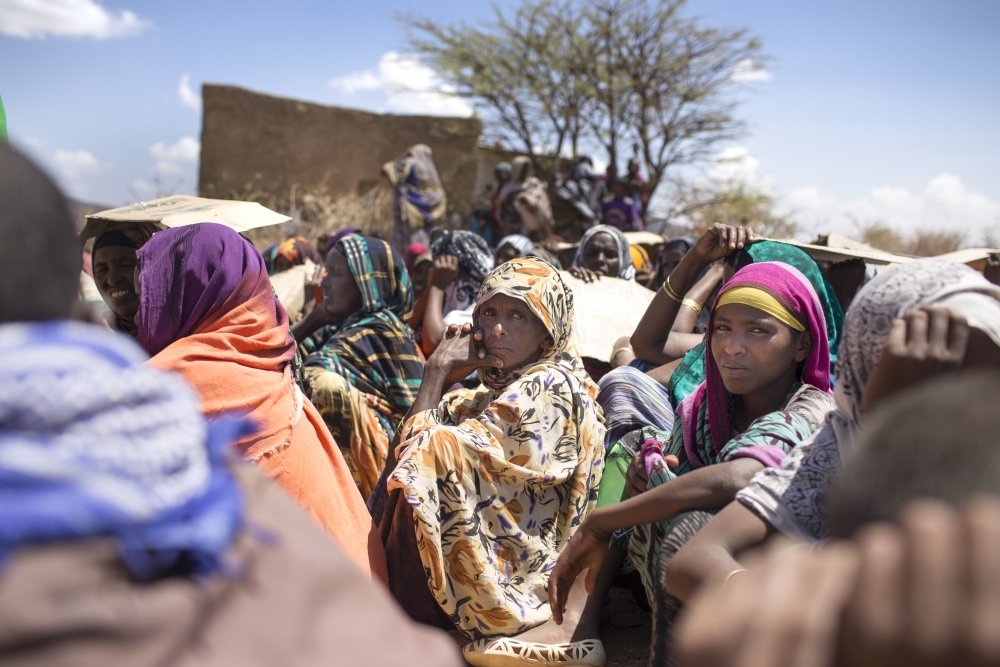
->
<box><xmin>667</xmin><ymin>240</ymin><xmax>844</xmax><ymax>406</ymax></box>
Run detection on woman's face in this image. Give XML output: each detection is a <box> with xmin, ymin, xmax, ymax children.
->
<box><xmin>411</xmin><ymin>259</ymin><xmax>431</xmax><ymax>294</ymax></box>
<box><xmin>711</xmin><ymin>303</ymin><xmax>811</xmax><ymax>398</ymax></box>
<box><xmin>93</xmin><ymin>245</ymin><xmax>139</xmax><ymax>322</ymax></box>
<box><xmin>321</xmin><ymin>249</ymin><xmax>363</xmax><ymax>323</ymax></box>
<box><xmin>477</xmin><ymin>293</ymin><xmax>552</xmax><ymax>370</ymax></box>
<box><xmin>582</xmin><ymin>233</ymin><xmax>620</xmax><ymax>277</ymax></box>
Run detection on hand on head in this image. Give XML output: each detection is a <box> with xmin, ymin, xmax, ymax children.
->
<box><xmin>567</xmin><ymin>266</ymin><xmax>601</xmax><ymax>283</ymax></box>
<box><xmin>692</xmin><ymin>224</ymin><xmax>756</xmax><ymax>264</ymax></box>
<box><xmin>430</xmin><ymin>255</ymin><xmax>460</xmax><ymax>290</ymax></box>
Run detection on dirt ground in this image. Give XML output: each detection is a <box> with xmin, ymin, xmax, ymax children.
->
<box><xmin>601</xmin><ymin>584</ymin><xmax>653</xmax><ymax>667</ymax></box>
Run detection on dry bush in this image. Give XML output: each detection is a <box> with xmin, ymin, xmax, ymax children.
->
<box><xmin>855</xmin><ymin>219</ymin><xmax>965</xmax><ymax>256</ymax></box>
<box><xmin>221</xmin><ymin>179</ymin><xmax>395</xmax><ymax>251</ymax></box>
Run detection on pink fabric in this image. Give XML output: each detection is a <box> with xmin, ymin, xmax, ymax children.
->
<box><xmin>682</xmin><ymin>261</ymin><xmax>830</xmax><ymax>461</ymax></box>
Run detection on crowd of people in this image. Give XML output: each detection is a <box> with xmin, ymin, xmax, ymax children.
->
<box><xmin>6</xmin><ymin>137</ymin><xmax>1000</xmax><ymax>667</ymax></box>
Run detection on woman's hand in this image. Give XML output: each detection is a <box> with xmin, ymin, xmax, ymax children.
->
<box><xmin>427</xmin><ymin>322</ymin><xmax>504</xmax><ymax>386</ymax></box>
<box><xmin>691</xmin><ymin>224</ymin><xmax>755</xmax><ymax>264</ymax></box>
<box><xmin>568</xmin><ymin>265</ymin><xmax>601</xmax><ymax>283</ymax></box>
<box><xmin>625</xmin><ymin>450</ymin><xmax>680</xmax><ymax>497</ymax></box>
<box><xmin>430</xmin><ymin>255</ymin><xmax>460</xmax><ymax>290</ymax></box>
<box><xmin>548</xmin><ymin>518</ymin><xmax>612</xmax><ymax>624</ymax></box>
<box><xmin>862</xmin><ymin>306</ymin><xmax>969</xmax><ymax>413</ymax></box>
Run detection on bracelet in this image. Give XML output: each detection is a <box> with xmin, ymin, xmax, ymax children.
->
<box><xmin>661</xmin><ymin>276</ymin><xmax>683</xmax><ymax>303</ymax></box>
<box><xmin>681</xmin><ymin>298</ymin><xmax>703</xmax><ymax>316</ymax></box>
<box><xmin>724</xmin><ymin>568</ymin><xmax>748</xmax><ymax>584</ymax></box>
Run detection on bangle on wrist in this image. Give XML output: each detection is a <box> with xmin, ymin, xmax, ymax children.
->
<box><xmin>661</xmin><ymin>276</ymin><xmax>684</xmax><ymax>303</ymax></box>
<box><xmin>681</xmin><ymin>298</ymin><xmax>703</xmax><ymax>316</ymax></box>
<box><xmin>724</xmin><ymin>568</ymin><xmax>748</xmax><ymax>584</ymax></box>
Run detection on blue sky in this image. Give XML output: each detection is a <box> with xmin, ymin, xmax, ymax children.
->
<box><xmin>2</xmin><ymin>0</ymin><xmax>998</xmax><ymax>242</ymax></box>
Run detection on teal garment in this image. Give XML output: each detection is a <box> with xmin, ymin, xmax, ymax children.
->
<box><xmin>666</xmin><ymin>240</ymin><xmax>844</xmax><ymax>407</ymax></box>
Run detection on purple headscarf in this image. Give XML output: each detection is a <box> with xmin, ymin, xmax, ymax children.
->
<box><xmin>678</xmin><ymin>260</ymin><xmax>831</xmax><ymax>458</ymax></box>
<box><xmin>136</xmin><ymin>223</ymin><xmax>284</xmax><ymax>357</ymax></box>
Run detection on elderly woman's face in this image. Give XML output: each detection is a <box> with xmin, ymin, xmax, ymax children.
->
<box><xmin>477</xmin><ymin>293</ymin><xmax>551</xmax><ymax>370</ymax></box>
<box><xmin>582</xmin><ymin>233</ymin><xmax>620</xmax><ymax>277</ymax></box>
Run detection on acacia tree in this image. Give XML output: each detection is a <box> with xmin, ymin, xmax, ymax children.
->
<box><xmin>405</xmin><ymin>0</ymin><xmax>765</xmax><ymax>202</ymax></box>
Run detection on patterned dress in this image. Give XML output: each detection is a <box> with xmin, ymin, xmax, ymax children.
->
<box><xmin>387</xmin><ymin>257</ymin><xmax>606</xmax><ymax>639</ymax></box>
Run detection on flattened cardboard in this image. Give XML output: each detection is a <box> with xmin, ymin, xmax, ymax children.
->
<box><xmin>81</xmin><ymin>195</ymin><xmax>291</xmax><ymax>242</ymax></box>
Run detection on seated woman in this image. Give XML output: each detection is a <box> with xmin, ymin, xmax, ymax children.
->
<box><xmin>567</xmin><ymin>224</ymin><xmax>635</xmax><ymax>282</ymax></box>
<box><xmin>515</xmin><ymin>259</ymin><xmax>834</xmax><ymax>667</ymax></box>
<box><xmin>294</xmin><ymin>233</ymin><xmax>424</xmax><ymax>499</ymax></box>
<box><xmin>135</xmin><ymin>223</ymin><xmax>385</xmax><ymax>580</ymax></box>
<box><xmin>602</xmin><ymin>228</ymin><xmax>844</xmax><ymax>447</ymax></box>
<box><xmin>262</xmin><ymin>235</ymin><xmax>323</xmax><ymax>274</ymax></box>
<box><xmin>666</xmin><ymin>258</ymin><xmax>1000</xmax><ymax>610</ymax></box>
<box><xmin>376</xmin><ymin>257</ymin><xmax>606</xmax><ymax>642</ymax></box>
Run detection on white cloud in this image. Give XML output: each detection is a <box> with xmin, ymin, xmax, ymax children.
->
<box><xmin>150</xmin><ymin>136</ymin><xmax>199</xmax><ymax>174</ymax></box>
<box><xmin>329</xmin><ymin>70</ymin><xmax>382</xmax><ymax>95</ymax></box>
<box><xmin>730</xmin><ymin>58</ymin><xmax>772</xmax><ymax>84</ymax></box>
<box><xmin>0</xmin><ymin>0</ymin><xmax>150</xmax><ymax>39</ymax></box>
<box><xmin>329</xmin><ymin>51</ymin><xmax>473</xmax><ymax>117</ymax></box>
<box><xmin>178</xmin><ymin>74</ymin><xmax>201</xmax><ymax>111</ymax></box>
<box><xmin>53</xmin><ymin>148</ymin><xmax>100</xmax><ymax>178</ymax></box>
<box><xmin>708</xmin><ymin>145</ymin><xmax>761</xmax><ymax>183</ymax></box>
<box><xmin>782</xmin><ymin>174</ymin><xmax>1000</xmax><ymax>243</ymax></box>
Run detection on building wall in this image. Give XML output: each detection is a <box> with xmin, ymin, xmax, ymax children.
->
<box><xmin>198</xmin><ymin>84</ymin><xmax>484</xmax><ymax>222</ymax></box>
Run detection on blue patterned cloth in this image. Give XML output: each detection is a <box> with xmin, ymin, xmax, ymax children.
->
<box><xmin>0</xmin><ymin>321</ymin><xmax>253</xmax><ymax>579</ymax></box>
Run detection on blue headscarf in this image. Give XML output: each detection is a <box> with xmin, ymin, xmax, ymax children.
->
<box><xmin>0</xmin><ymin>321</ymin><xmax>252</xmax><ymax>580</ymax></box>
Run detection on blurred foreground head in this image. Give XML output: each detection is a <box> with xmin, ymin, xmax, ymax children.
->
<box><xmin>830</xmin><ymin>371</ymin><xmax>1000</xmax><ymax>537</ymax></box>
<box><xmin>0</xmin><ymin>144</ymin><xmax>80</xmax><ymax>323</ymax></box>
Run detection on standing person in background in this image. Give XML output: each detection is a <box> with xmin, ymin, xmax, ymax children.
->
<box><xmin>624</xmin><ymin>158</ymin><xmax>649</xmax><ymax>215</ymax></box>
<box><xmin>601</xmin><ymin>177</ymin><xmax>643</xmax><ymax>232</ymax></box>
<box><xmin>383</xmin><ymin>143</ymin><xmax>447</xmax><ymax>255</ymax></box>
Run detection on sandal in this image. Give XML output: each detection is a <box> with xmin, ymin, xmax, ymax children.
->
<box><xmin>463</xmin><ymin>637</ymin><xmax>606</xmax><ymax>667</ymax></box>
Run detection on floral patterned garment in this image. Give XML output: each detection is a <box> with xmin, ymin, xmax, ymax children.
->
<box><xmin>388</xmin><ymin>257</ymin><xmax>606</xmax><ymax>639</ymax></box>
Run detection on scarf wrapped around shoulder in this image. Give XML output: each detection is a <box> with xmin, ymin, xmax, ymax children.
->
<box><xmin>303</xmin><ymin>235</ymin><xmax>424</xmax><ymax>422</ymax></box>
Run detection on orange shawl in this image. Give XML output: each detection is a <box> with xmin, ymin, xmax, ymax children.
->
<box><xmin>149</xmin><ymin>288</ymin><xmax>387</xmax><ymax>581</ymax></box>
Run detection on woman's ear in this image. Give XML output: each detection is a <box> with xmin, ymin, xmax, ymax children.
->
<box><xmin>794</xmin><ymin>331</ymin><xmax>812</xmax><ymax>363</ymax></box>
<box><xmin>542</xmin><ymin>335</ymin><xmax>554</xmax><ymax>352</ymax></box>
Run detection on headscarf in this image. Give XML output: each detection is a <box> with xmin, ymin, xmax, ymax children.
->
<box><xmin>737</xmin><ymin>258</ymin><xmax>1000</xmax><ymax>540</ymax></box>
<box><xmin>136</xmin><ymin>224</ymin><xmax>291</xmax><ymax>360</ymax></box>
<box><xmin>0</xmin><ymin>320</ymin><xmax>251</xmax><ymax>580</ymax></box>
<box><xmin>572</xmin><ymin>224</ymin><xmax>636</xmax><ymax>280</ymax></box>
<box><xmin>495</xmin><ymin>233</ymin><xmax>534</xmax><ymax>258</ymax></box>
<box><xmin>668</xmin><ymin>240</ymin><xmax>844</xmax><ymax>406</ymax></box>
<box><xmin>405</xmin><ymin>242</ymin><xmax>430</xmax><ymax>270</ymax></box>
<box><xmin>473</xmin><ymin>256</ymin><xmax>589</xmax><ymax>391</ymax></box>
<box><xmin>430</xmin><ymin>229</ymin><xmax>494</xmax><ymax>312</ymax></box>
<box><xmin>677</xmin><ymin>261</ymin><xmax>831</xmax><ymax>467</ymax></box>
<box><xmin>264</xmin><ymin>236</ymin><xmax>322</xmax><ymax>274</ymax></box>
<box><xmin>303</xmin><ymin>234</ymin><xmax>423</xmax><ymax>422</ymax></box>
